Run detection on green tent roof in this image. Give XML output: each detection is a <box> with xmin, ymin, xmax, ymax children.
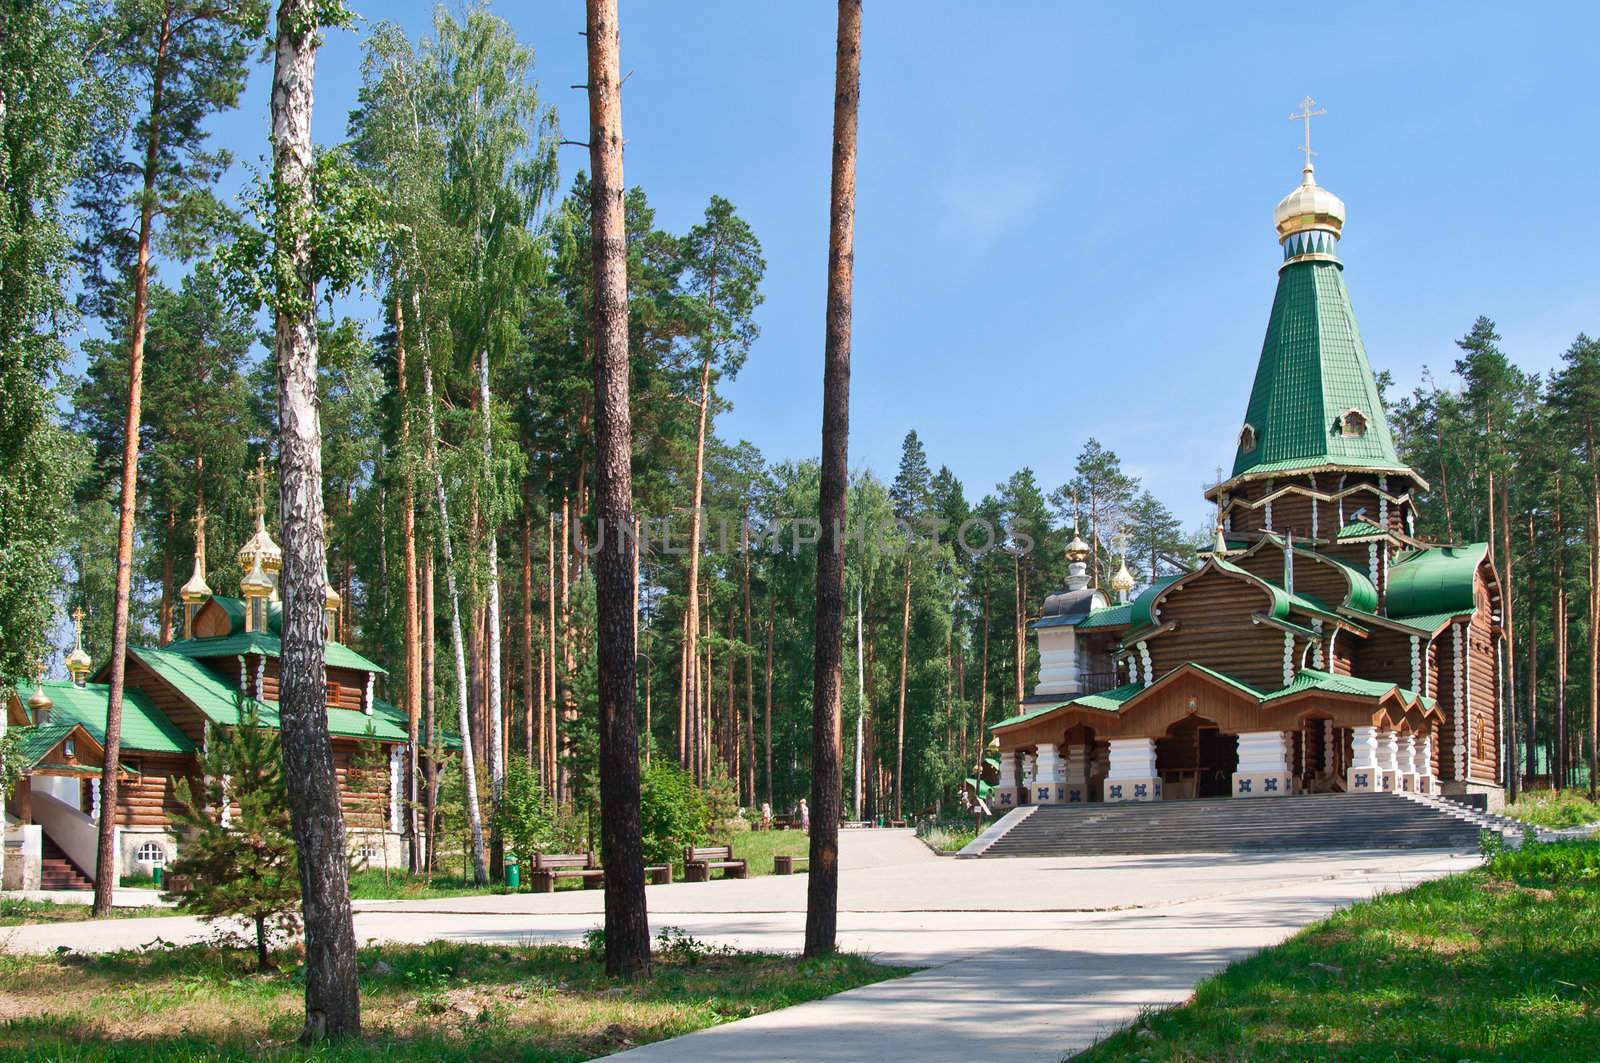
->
<box><xmin>1231</xmin><ymin>261</ymin><xmax>1409</xmax><ymax>481</ymax></box>
<box><xmin>14</xmin><ymin>681</ymin><xmax>194</xmax><ymax>755</ymax></box>
<box><xmin>1385</xmin><ymin>544</ymin><xmax>1486</xmax><ymax>619</ymax></box>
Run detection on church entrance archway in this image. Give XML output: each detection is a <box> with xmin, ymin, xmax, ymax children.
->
<box><xmin>1156</xmin><ymin>714</ymin><xmax>1238</xmax><ymax>799</ymax></box>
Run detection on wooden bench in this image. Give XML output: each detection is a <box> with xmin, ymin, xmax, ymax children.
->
<box><xmin>770</xmin><ymin>815</ymin><xmax>792</xmax><ymax>831</ymax></box>
<box><xmin>646</xmin><ymin>863</ymin><xmax>673</xmax><ymax>885</ymax></box>
<box><xmin>683</xmin><ymin>844</ymin><xmax>748</xmax><ymax>882</ymax></box>
<box><xmin>773</xmin><ymin>854</ymin><xmax>809</xmax><ymax>875</ymax></box>
<box><xmin>529</xmin><ymin>852</ymin><xmax>605</xmax><ymax>893</ymax></box>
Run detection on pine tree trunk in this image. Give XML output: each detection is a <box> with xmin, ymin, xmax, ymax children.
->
<box><xmin>522</xmin><ymin>495</ymin><xmax>536</xmax><ymax>772</ymax></box>
<box><xmin>95</xmin><ymin>1</ymin><xmax>175</xmax><ymax>920</ymax></box>
<box><xmin>854</xmin><ymin>584</ymin><xmax>865</xmax><ymax>820</ymax></box>
<box><xmin>159</xmin><ymin>510</ymin><xmax>174</xmax><ymax>644</ymax></box>
<box><xmin>895</xmin><ymin>553</ymin><xmax>911</xmax><ymax>819</ymax></box>
<box><xmin>806</xmin><ymin>0</ymin><xmax>859</xmax><ymax>958</ymax></box>
<box><xmin>587</xmin><ymin>0</ymin><xmax>651</xmax><ymax>979</ymax></box>
<box><xmin>1500</xmin><ymin>478</ymin><xmax>1517</xmax><ymax>799</ymax></box>
<box><xmin>742</xmin><ymin>519</ymin><xmax>756</xmax><ymax>804</ymax></box>
<box><xmin>546</xmin><ymin>507</ymin><xmax>558</xmax><ymax>795</ymax></box>
<box><xmin>423</xmin><ymin>539</ymin><xmax>437</xmax><ymax>872</ymax></box>
<box><xmin>978</xmin><ymin>589</ymin><xmax>990</xmax><ymax>740</ymax></box>
<box><xmin>1555</xmin><ymin>472</ymin><xmax>1568</xmax><ymax>789</ymax></box>
<box><xmin>559</xmin><ymin>495</ymin><xmax>572</xmax><ymax>801</ymax></box>
<box><xmin>765</xmin><ymin>592</ymin><xmax>774</xmax><ymax>806</ymax></box>
<box><xmin>270</xmin><ymin>0</ymin><xmax>361</xmax><ymax>1037</ymax></box>
<box><xmin>397</xmin><ymin>291</ymin><xmax>422</xmax><ymax>872</ymax></box>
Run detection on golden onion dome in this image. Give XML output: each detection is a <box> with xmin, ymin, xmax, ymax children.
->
<box><xmin>27</xmin><ymin>681</ymin><xmax>53</xmax><ymax>714</ymax></box>
<box><xmin>1065</xmin><ymin>534</ymin><xmax>1090</xmax><ymax>563</ymax></box>
<box><xmin>240</xmin><ymin>552</ymin><xmax>274</xmax><ymax>597</ymax></box>
<box><xmin>65</xmin><ymin>643</ymin><xmax>92</xmax><ymax>677</ymax></box>
<box><xmin>1274</xmin><ymin>163</ymin><xmax>1346</xmax><ymax>242</ymax></box>
<box><xmin>324</xmin><ymin>578</ymin><xmax>342</xmax><ymax>611</ymax></box>
<box><xmin>1111</xmin><ymin>558</ymin><xmax>1136</xmax><ymax>596</ymax></box>
<box><xmin>236</xmin><ymin>512</ymin><xmax>283</xmax><ymax>576</ymax></box>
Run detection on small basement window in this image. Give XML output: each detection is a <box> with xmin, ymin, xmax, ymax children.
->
<box><xmin>136</xmin><ymin>842</ymin><xmax>167</xmax><ymax>866</ymax></box>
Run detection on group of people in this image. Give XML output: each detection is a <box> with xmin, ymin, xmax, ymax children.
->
<box><xmin>757</xmin><ymin>799</ymin><xmax>810</xmax><ymax>831</ymax></box>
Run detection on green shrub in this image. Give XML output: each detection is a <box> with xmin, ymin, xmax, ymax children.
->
<box><xmin>639</xmin><ymin>759</ymin><xmax>709</xmax><ymax>865</ymax></box>
<box><xmin>494</xmin><ymin>759</ymin><xmax>584</xmax><ymax>866</ymax></box>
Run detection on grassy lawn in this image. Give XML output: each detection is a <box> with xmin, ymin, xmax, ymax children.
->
<box><xmin>0</xmin><ymin>897</ymin><xmax>167</xmax><ymax>927</ymax></box>
<box><xmin>727</xmin><ymin>828</ymin><xmax>811</xmax><ymax>876</ymax></box>
<box><xmin>1503</xmin><ymin>788</ymin><xmax>1600</xmax><ymax>830</ymax></box>
<box><xmin>1076</xmin><ymin>839</ymin><xmax>1600</xmax><ymax>1062</ymax></box>
<box><xmin>0</xmin><ymin>936</ymin><xmax>906</xmax><ymax>1061</ymax></box>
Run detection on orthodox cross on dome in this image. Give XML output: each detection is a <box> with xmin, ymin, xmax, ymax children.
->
<box><xmin>248</xmin><ymin>454</ymin><xmax>270</xmax><ymax>518</ymax></box>
<box><xmin>1289</xmin><ymin>96</ymin><xmax>1325</xmax><ymax>172</ymax></box>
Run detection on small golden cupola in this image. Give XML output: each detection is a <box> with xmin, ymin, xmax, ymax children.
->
<box><xmin>179</xmin><ymin>505</ymin><xmax>213</xmax><ymax>640</ymax></box>
<box><xmin>237</xmin><ymin>456</ymin><xmax>282</xmax><ymax>601</ymax></box>
<box><xmin>26</xmin><ymin>660</ymin><xmax>53</xmax><ymax>721</ymax></box>
<box><xmin>241</xmin><ymin>552</ymin><xmax>274</xmax><ymax>633</ymax></box>
<box><xmin>1111</xmin><ymin>557</ymin><xmax>1136</xmax><ymax>604</ymax></box>
<box><xmin>1274</xmin><ymin>97</ymin><xmax>1346</xmax><ymax>267</ymax></box>
<box><xmin>65</xmin><ymin>607</ymin><xmax>92</xmax><ymax>686</ymax></box>
<box><xmin>324</xmin><ymin>572</ymin><xmax>342</xmax><ymax>639</ymax></box>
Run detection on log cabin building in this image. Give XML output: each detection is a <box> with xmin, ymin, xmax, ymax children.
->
<box><xmin>989</xmin><ymin>148</ymin><xmax>1504</xmax><ymax>812</ymax></box>
<box><xmin>4</xmin><ymin>503</ymin><xmax>423</xmax><ymax>890</ymax></box>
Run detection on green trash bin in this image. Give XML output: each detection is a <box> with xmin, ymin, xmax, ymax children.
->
<box><xmin>505</xmin><ymin>857</ymin><xmax>520</xmax><ymax>889</ymax></box>
<box><xmin>152</xmin><ymin>865</ymin><xmax>164</xmax><ymax>888</ymax></box>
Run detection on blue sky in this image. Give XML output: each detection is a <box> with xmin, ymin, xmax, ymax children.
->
<box><xmin>198</xmin><ymin>1</ymin><xmax>1600</xmax><ymax>532</ymax></box>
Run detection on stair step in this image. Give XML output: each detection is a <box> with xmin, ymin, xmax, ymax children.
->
<box><xmin>980</xmin><ymin>793</ymin><xmax>1483</xmax><ymax>858</ymax></box>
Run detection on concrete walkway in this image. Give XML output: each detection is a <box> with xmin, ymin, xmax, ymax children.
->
<box><xmin>1</xmin><ymin>830</ymin><xmax>1478</xmax><ymax>1061</ymax></box>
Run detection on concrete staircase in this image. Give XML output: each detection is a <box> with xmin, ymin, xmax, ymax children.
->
<box><xmin>977</xmin><ymin>792</ymin><xmax>1483</xmax><ymax>857</ymax></box>
<box><xmin>40</xmin><ymin>834</ymin><xmax>94</xmax><ymax>890</ymax></box>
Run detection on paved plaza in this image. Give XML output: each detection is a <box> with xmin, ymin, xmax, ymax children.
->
<box><xmin>3</xmin><ymin>831</ymin><xmax>1478</xmax><ymax>1061</ymax></box>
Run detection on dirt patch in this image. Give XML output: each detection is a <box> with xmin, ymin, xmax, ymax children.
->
<box><xmin>1481</xmin><ymin>879</ymin><xmax>1556</xmax><ymax>901</ymax></box>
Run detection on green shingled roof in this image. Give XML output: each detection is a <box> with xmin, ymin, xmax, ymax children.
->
<box><xmin>1071</xmin><ymin>683</ymin><xmax>1145</xmax><ymax>711</ymax></box>
<box><xmin>128</xmin><ymin>645</ymin><xmax>432</xmax><ymax>745</ymax></box>
<box><xmin>1232</xmin><ymin>261</ymin><xmax>1409</xmax><ymax>480</ymax></box>
<box><xmin>1263</xmin><ymin>668</ymin><xmax>1434</xmax><ymax>711</ymax></box>
<box><xmin>1078</xmin><ymin>603</ymin><xmax>1133</xmax><ymax>630</ymax></box>
<box><xmin>989</xmin><ymin>701</ymin><xmax>1071</xmax><ymax>731</ymax></box>
<box><xmin>18</xmin><ymin>719</ymin><xmax>84</xmax><ymax>766</ymax></box>
<box><xmin>14</xmin><ymin>680</ymin><xmax>194</xmax><ymax>755</ymax></box>
<box><xmin>164</xmin><ymin>630</ymin><xmax>387</xmax><ymax>675</ymax></box>
<box><xmin>1386</xmin><ymin>544</ymin><xmax>1486</xmax><ymax>619</ymax></box>
<box><xmin>1336</xmin><ymin>520</ymin><xmax>1389</xmax><ymax>541</ymax></box>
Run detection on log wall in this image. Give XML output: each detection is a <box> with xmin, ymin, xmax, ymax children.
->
<box><xmin>1144</xmin><ymin>574</ymin><xmax>1291</xmax><ymax>691</ymax></box>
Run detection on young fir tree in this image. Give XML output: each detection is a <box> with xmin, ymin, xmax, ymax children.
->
<box><xmin>168</xmin><ymin>705</ymin><xmax>299</xmax><ymax>972</ymax></box>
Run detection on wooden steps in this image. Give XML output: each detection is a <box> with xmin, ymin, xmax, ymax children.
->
<box><xmin>39</xmin><ymin>835</ymin><xmax>94</xmax><ymax>890</ymax></box>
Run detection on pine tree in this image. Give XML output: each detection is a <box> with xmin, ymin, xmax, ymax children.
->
<box><xmin>78</xmin><ymin>0</ymin><xmax>266</xmax><ymax>918</ymax></box>
<box><xmin>806</xmin><ymin>0</ymin><xmax>859</xmax><ymax>959</ymax></box>
<box><xmin>168</xmin><ymin>705</ymin><xmax>300</xmax><ymax>972</ymax></box>
<box><xmin>585</xmin><ymin>0</ymin><xmax>651</xmax><ymax>981</ymax></box>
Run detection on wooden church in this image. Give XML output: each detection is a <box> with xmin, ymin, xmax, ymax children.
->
<box><xmin>990</xmin><ymin>133</ymin><xmax>1504</xmax><ymax>811</ymax></box>
<box><xmin>4</xmin><ymin>495</ymin><xmax>420</xmax><ymax>890</ymax></box>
